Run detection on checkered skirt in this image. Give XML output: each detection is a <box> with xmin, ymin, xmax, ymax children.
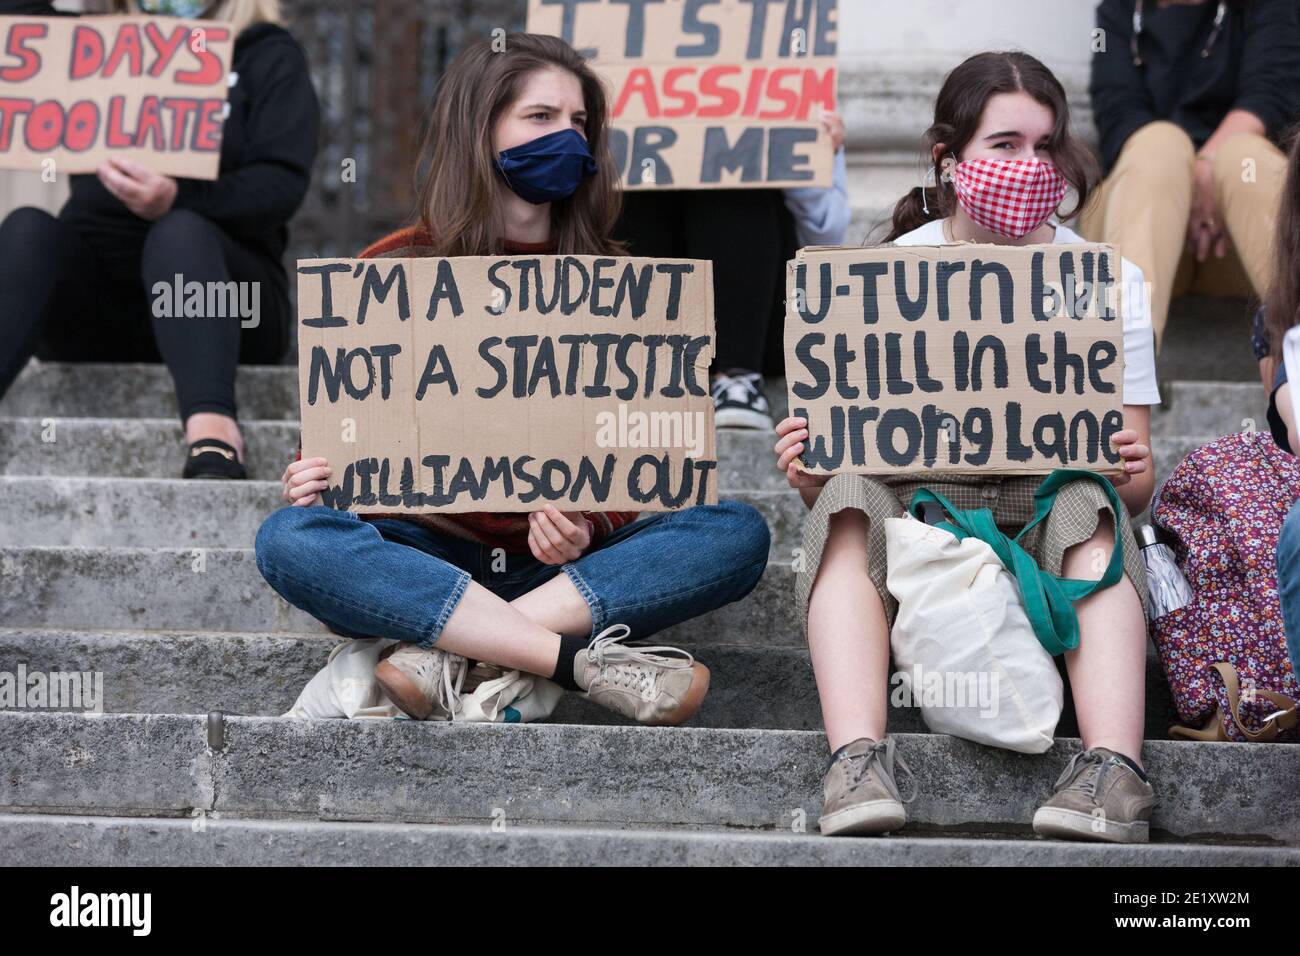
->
<box><xmin>794</xmin><ymin>473</ymin><xmax>1150</xmax><ymax>641</ymax></box>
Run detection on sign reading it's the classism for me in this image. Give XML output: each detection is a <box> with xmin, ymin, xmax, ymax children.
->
<box><xmin>297</xmin><ymin>255</ymin><xmax>718</xmax><ymax>513</ymax></box>
<box><xmin>527</xmin><ymin>0</ymin><xmax>837</xmax><ymax>189</ymax></box>
<box><xmin>785</xmin><ymin>243</ymin><xmax>1127</xmax><ymax>476</ymax></box>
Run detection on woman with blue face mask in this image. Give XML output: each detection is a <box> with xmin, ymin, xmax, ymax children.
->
<box><xmin>0</xmin><ymin>0</ymin><xmax>320</xmax><ymax>479</ymax></box>
<box><xmin>254</xmin><ymin>33</ymin><xmax>771</xmax><ymax>728</ymax></box>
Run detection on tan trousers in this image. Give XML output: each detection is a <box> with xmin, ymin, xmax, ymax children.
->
<box><xmin>1077</xmin><ymin>120</ymin><xmax>1286</xmax><ymax>348</ymax></box>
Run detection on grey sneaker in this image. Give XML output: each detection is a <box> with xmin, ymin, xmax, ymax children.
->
<box><xmin>1032</xmin><ymin>747</ymin><xmax>1155</xmax><ymax>844</ymax></box>
<box><xmin>818</xmin><ymin>737</ymin><xmax>914</xmax><ymax>836</ymax></box>
<box><xmin>573</xmin><ymin>624</ymin><xmax>709</xmax><ymax>726</ymax></box>
<box><xmin>374</xmin><ymin>643</ymin><xmax>469</xmax><ymax>721</ymax></box>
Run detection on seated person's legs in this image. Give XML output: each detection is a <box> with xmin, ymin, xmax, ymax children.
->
<box><xmin>0</xmin><ymin>207</ymin><xmax>117</xmax><ymax>397</ymax></box>
<box><xmin>1032</xmin><ymin>480</ymin><xmax>1154</xmax><ymax>845</ymax></box>
<box><xmin>143</xmin><ymin>209</ymin><xmax>292</xmax><ymax>475</ymax></box>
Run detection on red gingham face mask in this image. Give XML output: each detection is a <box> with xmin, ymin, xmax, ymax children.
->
<box><xmin>951</xmin><ymin>157</ymin><xmax>1068</xmax><ymax>239</ymax></box>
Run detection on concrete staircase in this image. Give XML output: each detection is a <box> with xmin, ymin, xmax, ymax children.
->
<box><xmin>1</xmin><ymin>298</ymin><xmax>1297</xmax><ymax>865</ymax></box>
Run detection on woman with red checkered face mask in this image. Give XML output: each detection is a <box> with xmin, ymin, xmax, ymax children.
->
<box><xmin>771</xmin><ymin>52</ymin><xmax>1162</xmax><ymax>843</ymax></box>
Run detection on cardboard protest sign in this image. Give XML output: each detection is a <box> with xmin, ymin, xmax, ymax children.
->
<box><xmin>297</xmin><ymin>255</ymin><xmax>718</xmax><ymax>513</ymax></box>
<box><xmin>785</xmin><ymin>243</ymin><xmax>1127</xmax><ymax>476</ymax></box>
<box><xmin>0</xmin><ymin>15</ymin><xmax>232</xmax><ymax>179</ymax></box>
<box><xmin>526</xmin><ymin>0</ymin><xmax>837</xmax><ymax>190</ymax></box>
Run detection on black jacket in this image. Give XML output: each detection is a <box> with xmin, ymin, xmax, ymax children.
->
<box><xmin>0</xmin><ymin>1</ymin><xmax>320</xmax><ymax>270</ymax></box>
<box><xmin>1090</xmin><ymin>0</ymin><xmax>1300</xmax><ymax>172</ymax></box>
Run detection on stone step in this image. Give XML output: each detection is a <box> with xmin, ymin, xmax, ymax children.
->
<box><xmin>3</xmin><ymin>812</ymin><xmax>1293</xmax><ymax>866</ymax></box>
<box><xmin>3</xmin><ymin>363</ymin><xmax>799</xmax><ymax>423</ymax></box>
<box><xmin>1</xmin><ymin>294</ymin><xmax>1259</xmax><ymax>423</ymax></box>
<box><xmin>0</xmin><ymin>627</ymin><xmax>1180</xmax><ymax>738</ymax></box>
<box><xmin>1154</xmin><ymin>381</ymin><xmax>1267</xmax><ymax>438</ymax></box>
<box><xmin>2</xmin><ymin>712</ymin><xmax>1295</xmax><ymax>842</ymax></box>
<box><xmin>0</xmin><ymin>547</ymin><xmax>797</xmax><ymax>645</ymax></box>
<box><xmin>0</xmin><ymin>628</ymin><xmax>826</xmax><ymax>733</ymax></box>
<box><xmin>0</xmin><ymin>477</ymin><xmax>806</xmax><ymax>555</ymax></box>
<box><xmin>1155</xmin><ymin>296</ymin><xmax>1262</xmax><ymax>383</ymax></box>
<box><xmin>1</xmin><ymin>362</ymin><xmax>301</xmax><ymax>422</ymax></box>
<box><xmin>0</xmin><ymin>360</ymin><xmax>1268</xmax><ymax>439</ymax></box>
<box><xmin>0</xmin><ymin>417</ymin><xmax>791</xmax><ymax>492</ymax></box>
<box><xmin>0</xmin><ymin>415</ymin><xmax>1227</xmax><ymax>492</ymax></box>
<box><xmin>0</xmin><ymin>536</ymin><xmax>1217</xmax><ymax>669</ymax></box>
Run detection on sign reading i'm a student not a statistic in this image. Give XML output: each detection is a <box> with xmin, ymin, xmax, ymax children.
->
<box><xmin>785</xmin><ymin>243</ymin><xmax>1128</xmax><ymax>476</ymax></box>
<box><xmin>296</xmin><ymin>255</ymin><xmax>719</xmax><ymax>513</ymax></box>
<box><xmin>0</xmin><ymin>15</ymin><xmax>233</xmax><ymax>179</ymax></box>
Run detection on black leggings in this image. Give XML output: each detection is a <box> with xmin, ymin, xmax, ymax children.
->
<box><xmin>616</xmin><ymin>189</ymin><xmax>791</xmax><ymax>375</ymax></box>
<box><xmin>0</xmin><ymin>207</ymin><xmax>291</xmax><ymax>421</ymax></box>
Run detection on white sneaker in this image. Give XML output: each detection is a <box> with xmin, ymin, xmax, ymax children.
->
<box><xmin>712</xmin><ymin>369</ymin><xmax>774</xmax><ymax>430</ymax></box>
<box><xmin>374</xmin><ymin>643</ymin><xmax>469</xmax><ymax>720</ymax></box>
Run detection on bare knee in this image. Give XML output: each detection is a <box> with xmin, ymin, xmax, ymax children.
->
<box><xmin>810</xmin><ymin>508</ymin><xmax>872</xmax><ymax>590</ymax></box>
<box><xmin>1062</xmin><ymin>511</ymin><xmax>1117</xmax><ymax>582</ymax></box>
<box><xmin>823</xmin><ymin>508</ymin><xmax>869</xmax><ymax>555</ymax></box>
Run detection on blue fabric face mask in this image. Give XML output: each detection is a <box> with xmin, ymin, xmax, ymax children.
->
<box><xmin>495</xmin><ymin>128</ymin><xmax>598</xmax><ymax>205</ymax></box>
<box><xmin>137</xmin><ymin>0</ymin><xmax>211</xmax><ymax>18</ymax></box>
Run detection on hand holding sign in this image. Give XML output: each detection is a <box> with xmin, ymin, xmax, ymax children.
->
<box><xmin>774</xmin><ymin>415</ymin><xmax>830</xmax><ymax>490</ymax></box>
<box><xmin>1107</xmin><ymin>428</ymin><xmax>1150</xmax><ymax>487</ymax></box>
<box><xmin>282</xmin><ymin>456</ymin><xmax>331</xmax><ymax>507</ymax></box>
<box><xmin>96</xmin><ymin>156</ymin><xmax>178</xmax><ymax>220</ymax></box>
<box><xmin>820</xmin><ymin>109</ymin><xmax>844</xmax><ymax>152</ymax></box>
<box><xmin>528</xmin><ymin>505</ymin><xmax>593</xmax><ymax>564</ymax></box>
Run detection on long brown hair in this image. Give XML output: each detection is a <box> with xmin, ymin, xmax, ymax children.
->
<box><xmin>885</xmin><ymin>51</ymin><xmax>1098</xmax><ymax>242</ymax></box>
<box><xmin>1266</xmin><ymin>126</ymin><xmax>1300</xmax><ymax>358</ymax></box>
<box><xmin>415</xmin><ymin>32</ymin><xmax>623</xmax><ymax>257</ymax></box>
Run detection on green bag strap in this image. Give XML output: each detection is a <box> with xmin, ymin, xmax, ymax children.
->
<box><xmin>907</xmin><ymin>469</ymin><xmax>1125</xmax><ymax>656</ymax></box>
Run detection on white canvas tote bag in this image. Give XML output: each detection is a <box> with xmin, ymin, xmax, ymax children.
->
<box><xmin>884</xmin><ymin>515</ymin><xmax>1063</xmax><ymax>753</ymax></box>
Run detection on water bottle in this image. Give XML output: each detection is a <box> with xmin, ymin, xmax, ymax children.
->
<box><xmin>1136</xmin><ymin>524</ymin><xmax>1194</xmax><ymax>618</ymax></box>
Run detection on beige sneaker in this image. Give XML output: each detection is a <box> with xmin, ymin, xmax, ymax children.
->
<box><xmin>818</xmin><ymin>737</ymin><xmax>913</xmax><ymax>836</ymax></box>
<box><xmin>374</xmin><ymin>643</ymin><xmax>469</xmax><ymax>721</ymax></box>
<box><xmin>1032</xmin><ymin>747</ymin><xmax>1154</xmax><ymax>844</ymax></box>
<box><xmin>572</xmin><ymin>624</ymin><xmax>709</xmax><ymax>726</ymax></box>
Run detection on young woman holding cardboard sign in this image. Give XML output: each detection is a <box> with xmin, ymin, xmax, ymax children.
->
<box><xmin>0</xmin><ymin>0</ymin><xmax>319</xmax><ymax>479</ymax></box>
<box><xmin>773</xmin><ymin>51</ymin><xmax>1163</xmax><ymax>843</ymax></box>
<box><xmin>255</xmin><ymin>33</ymin><xmax>770</xmax><ymax>727</ymax></box>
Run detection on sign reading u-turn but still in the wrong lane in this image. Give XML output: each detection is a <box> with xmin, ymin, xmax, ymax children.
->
<box><xmin>785</xmin><ymin>243</ymin><xmax>1127</xmax><ymax>476</ymax></box>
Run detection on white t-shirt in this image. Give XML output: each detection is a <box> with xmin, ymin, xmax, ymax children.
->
<box><xmin>891</xmin><ymin>220</ymin><xmax>1161</xmax><ymax>406</ymax></box>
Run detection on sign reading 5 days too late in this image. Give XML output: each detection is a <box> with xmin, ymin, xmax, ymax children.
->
<box><xmin>0</xmin><ymin>15</ymin><xmax>233</xmax><ymax>179</ymax></box>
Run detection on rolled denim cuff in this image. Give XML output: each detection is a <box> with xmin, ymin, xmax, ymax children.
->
<box><xmin>562</xmin><ymin>562</ymin><xmax>605</xmax><ymax>639</ymax></box>
<box><xmin>419</xmin><ymin>567</ymin><xmax>471</xmax><ymax>648</ymax></box>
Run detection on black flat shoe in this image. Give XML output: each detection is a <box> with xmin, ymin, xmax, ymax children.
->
<box><xmin>182</xmin><ymin>438</ymin><xmax>247</xmax><ymax>480</ymax></box>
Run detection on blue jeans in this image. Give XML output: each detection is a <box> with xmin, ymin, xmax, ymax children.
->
<box><xmin>254</xmin><ymin>501</ymin><xmax>770</xmax><ymax>648</ymax></box>
<box><xmin>1276</xmin><ymin>500</ymin><xmax>1300</xmax><ymax>675</ymax></box>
